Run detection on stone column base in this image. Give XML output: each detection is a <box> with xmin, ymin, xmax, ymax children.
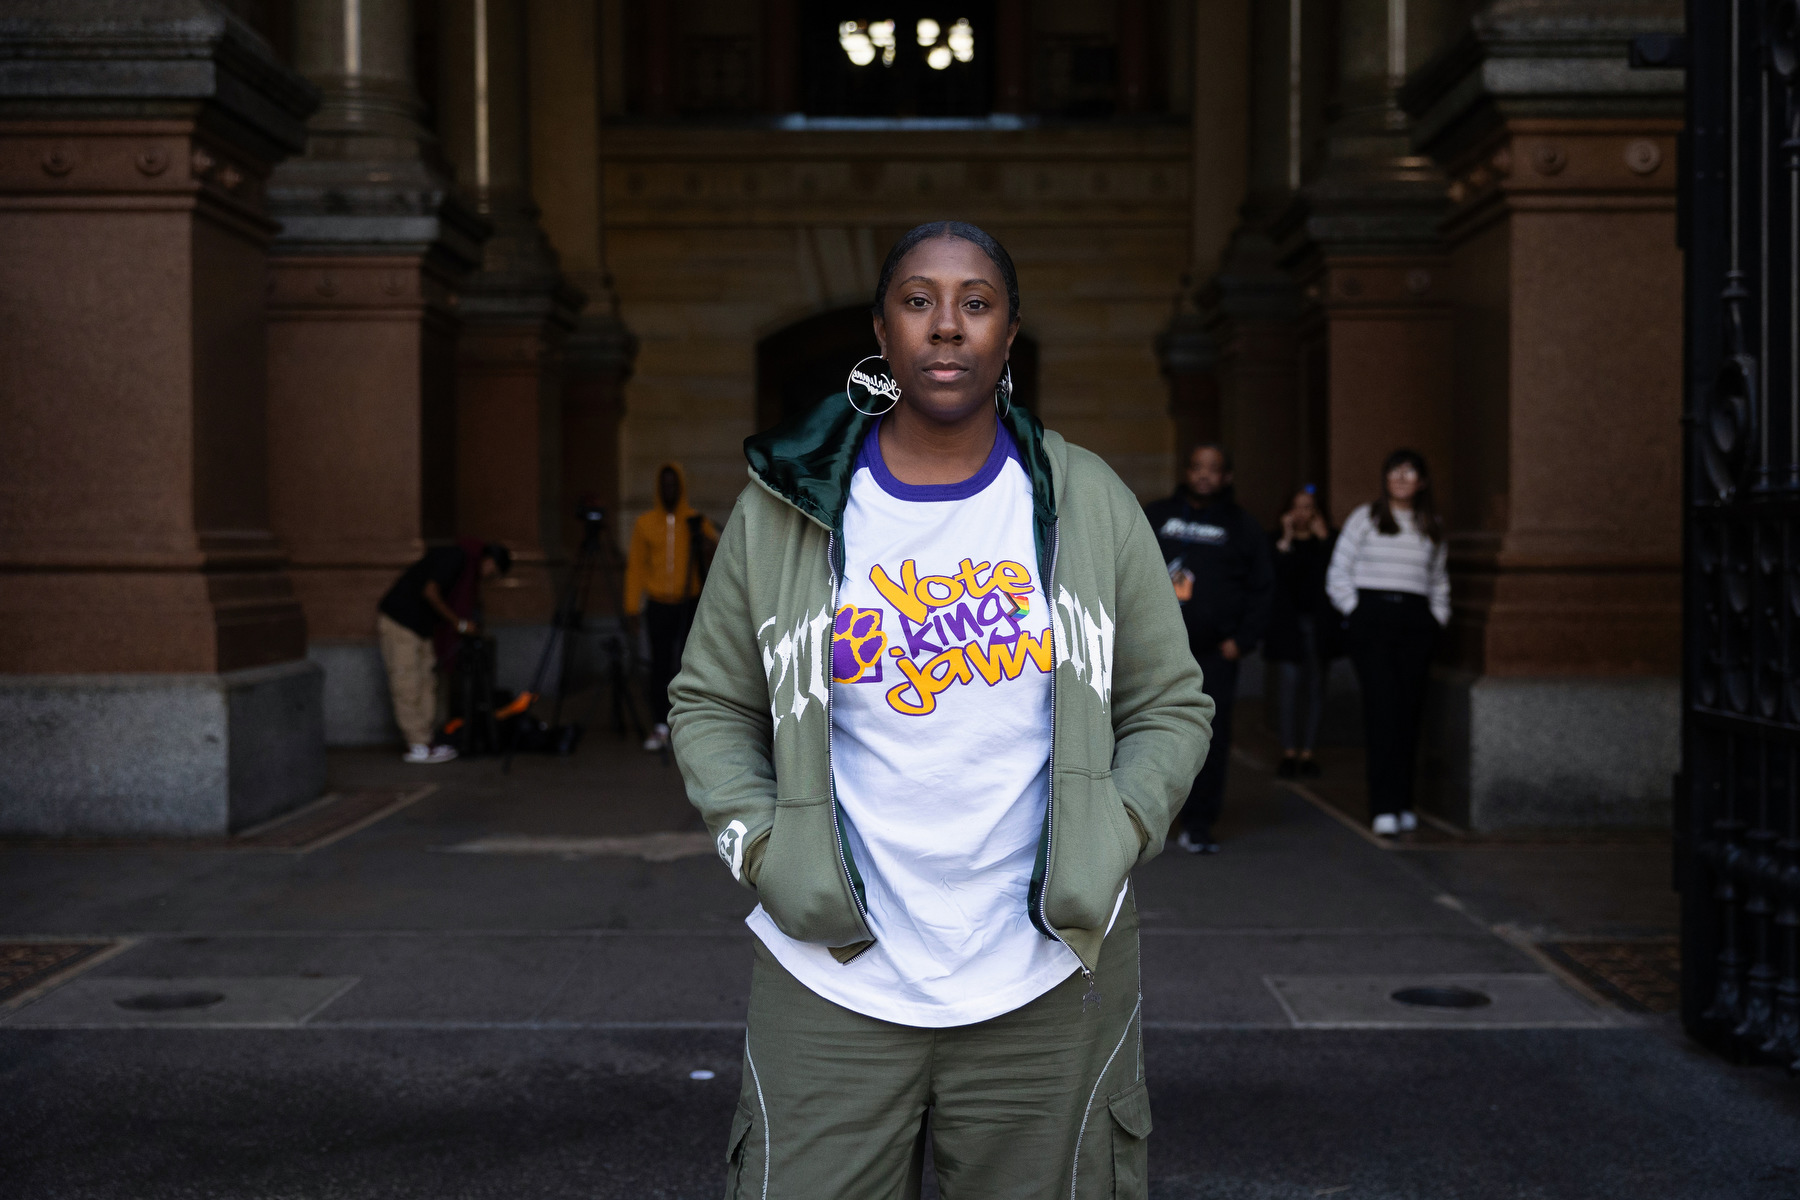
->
<box><xmin>1424</xmin><ymin>671</ymin><xmax>1676</xmax><ymax>831</ymax></box>
<box><xmin>308</xmin><ymin>640</ymin><xmax>402</xmax><ymax>748</ymax></box>
<box><xmin>0</xmin><ymin>661</ymin><xmax>326</xmax><ymax>837</ymax></box>
<box><xmin>310</xmin><ymin>625</ymin><xmax>567</xmax><ymax>748</ymax></box>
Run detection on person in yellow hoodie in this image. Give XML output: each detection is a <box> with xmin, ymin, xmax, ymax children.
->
<box><xmin>624</xmin><ymin>462</ymin><xmax>718</xmax><ymax>751</ymax></box>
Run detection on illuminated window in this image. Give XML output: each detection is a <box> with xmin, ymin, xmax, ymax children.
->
<box><xmin>948</xmin><ymin>18</ymin><xmax>974</xmax><ymax>62</ymax></box>
<box><xmin>838</xmin><ymin>19</ymin><xmax>898</xmax><ymax>66</ymax></box>
<box><xmin>910</xmin><ymin>16</ymin><xmax>971</xmax><ymax>70</ymax></box>
<box><xmin>838</xmin><ymin>21</ymin><xmax>876</xmax><ymax>66</ymax></box>
<box><xmin>806</xmin><ymin>4</ymin><xmax>991</xmax><ymax>116</ymax></box>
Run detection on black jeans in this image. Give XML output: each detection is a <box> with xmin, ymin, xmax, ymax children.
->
<box><xmin>644</xmin><ymin>598</ymin><xmax>697</xmax><ymax>727</ymax></box>
<box><xmin>1274</xmin><ymin>615</ymin><xmax>1326</xmax><ymax>753</ymax></box>
<box><xmin>1347</xmin><ymin>590</ymin><xmax>1437</xmax><ymax>817</ymax></box>
<box><xmin>1179</xmin><ymin>647</ymin><xmax>1239</xmax><ymax>840</ymax></box>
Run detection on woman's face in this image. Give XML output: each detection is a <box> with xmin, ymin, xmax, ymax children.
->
<box><xmin>1291</xmin><ymin>492</ymin><xmax>1318</xmax><ymax>524</ymax></box>
<box><xmin>1386</xmin><ymin>462</ymin><xmax>1421</xmax><ymax>503</ymax></box>
<box><xmin>874</xmin><ymin>236</ymin><xmax>1018</xmax><ymax>426</ymax></box>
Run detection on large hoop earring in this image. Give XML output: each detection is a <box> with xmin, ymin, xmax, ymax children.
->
<box><xmin>846</xmin><ymin>355</ymin><xmax>901</xmax><ymax>417</ymax></box>
<box><xmin>994</xmin><ymin>363</ymin><xmax>1014</xmax><ymax>419</ymax></box>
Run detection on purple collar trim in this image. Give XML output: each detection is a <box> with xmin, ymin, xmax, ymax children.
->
<box><xmin>856</xmin><ymin>420</ymin><xmax>1021</xmax><ymax>502</ymax></box>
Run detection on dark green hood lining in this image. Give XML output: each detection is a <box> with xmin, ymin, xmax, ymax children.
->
<box><xmin>743</xmin><ymin>394</ymin><xmax>1060</xmax><ymax>581</ymax></box>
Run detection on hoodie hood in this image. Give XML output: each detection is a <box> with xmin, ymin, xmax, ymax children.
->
<box><xmin>743</xmin><ymin>393</ymin><xmax>1059</xmax><ymax>581</ymax></box>
<box><xmin>656</xmin><ymin>460</ymin><xmax>695</xmax><ymax>516</ymax></box>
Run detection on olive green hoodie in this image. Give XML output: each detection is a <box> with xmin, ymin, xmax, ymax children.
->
<box><xmin>668</xmin><ymin>398</ymin><xmax>1212</xmax><ymax>977</ymax></box>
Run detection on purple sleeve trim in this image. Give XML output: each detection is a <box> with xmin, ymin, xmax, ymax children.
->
<box><xmin>856</xmin><ymin>419</ymin><xmax>1021</xmax><ymax>502</ymax></box>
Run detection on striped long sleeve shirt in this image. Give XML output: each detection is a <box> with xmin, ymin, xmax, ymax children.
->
<box><xmin>1326</xmin><ymin>503</ymin><xmax>1450</xmax><ymax>625</ymax></box>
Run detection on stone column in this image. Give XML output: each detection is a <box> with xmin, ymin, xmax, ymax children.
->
<box><xmin>528</xmin><ymin>0</ymin><xmax>638</xmax><ymax>591</ymax></box>
<box><xmin>1189</xmin><ymin>0</ymin><xmax>1304</xmax><ymax>524</ymax></box>
<box><xmin>439</xmin><ymin>0</ymin><xmax>584</xmax><ymax>685</ymax></box>
<box><xmin>1158</xmin><ymin>301</ymin><xmax>1219</xmax><ymax>477</ymax></box>
<box><xmin>1402</xmin><ymin>0</ymin><xmax>1685</xmax><ymax>829</ymax></box>
<box><xmin>763</xmin><ymin>0</ymin><xmax>799</xmax><ymax>114</ymax></box>
<box><xmin>993</xmin><ymin>0</ymin><xmax>1029</xmax><ymax>114</ymax></box>
<box><xmin>642</xmin><ymin>1</ymin><xmax>677</xmax><ymax>118</ymax></box>
<box><xmin>1273</xmin><ymin>0</ymin><xmax>1454</xmax><ymax>524</ymax></box>
<box><xmin>266</xmin><ymin>0</ymin><xmax>488</xmax><ymax>746</ymax></box>
<box><xmin>1201</xmin><ymin>253</ymin><xmax>1303</xmax><ymax>524</ymax></box>
<box><xmin>0</xmin><ymin>2</ymin><xmax>325</xmax><ymax>835</ymax></box>
<box><xmin>1117</xmin><ymin>0</ymin><xmax>1153</xmax><ymax>114</ymax></box>
<box><xmin>1157</xmin><ymin>0</ymin><xmax>1250</xmax><ymax>485</ymax></box>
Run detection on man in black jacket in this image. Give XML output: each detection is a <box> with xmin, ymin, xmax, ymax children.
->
<box><xmin>1145</xmin><ymin>444</ymin><xmax>1274</xmax><ymax>852</ymax></box>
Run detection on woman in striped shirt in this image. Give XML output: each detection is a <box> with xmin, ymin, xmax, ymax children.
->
<box><xmin>1326</xmin><ymin>449</ymin><xmax>1450</xmax><ymax>836</ymax></box>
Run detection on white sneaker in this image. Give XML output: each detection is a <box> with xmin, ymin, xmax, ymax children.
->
<box><xmin>1371</xmin><ymin>813</ymin><xmax>1399</xmax><ymax>836</ymax></box>
<box><xmin>1397</xmin><ymin>810</ymin><xmax>1418</xmax><ymax>832</ymax></box>
<box><xmin>643</xmin><ymin>723</ymin><xmax>670</xmax><ymax>752</ymax></box>
<box><xmin>403</xmin><ymin>743</ymin><xmax>458</xmax><ymax>764</ymax></box>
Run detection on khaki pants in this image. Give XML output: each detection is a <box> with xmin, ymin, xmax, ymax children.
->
<box><xmin>726</xmin><ymin>893</ymin><xmax>1148</xmax><ymax>1200</ymax></box>
<box><xmin>378</xmin><ymin>614</ymin><xmax>438</xmax><ymax>747</ymax></box>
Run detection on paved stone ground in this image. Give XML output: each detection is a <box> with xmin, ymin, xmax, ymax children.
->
<box><xmin>2</xmin><ymin>722</ymin><xmax>1796</xmax><ymax>1199</ymax></box>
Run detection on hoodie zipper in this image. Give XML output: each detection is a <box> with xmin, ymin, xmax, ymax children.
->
<box><xmin>825</xmin><ymin>532</ymin><xmax>871</xmax><ymax>930</ymax></box>
<box><xmin>1035</xmin><ymin>519</ymin><xmax>1100</xmax><ymax>1008</ymax></box>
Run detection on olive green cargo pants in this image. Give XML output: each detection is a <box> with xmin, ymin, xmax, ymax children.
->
<box><xmin>725</xmin><ymin>893</ymin><xmax>1149</xmax><ymax>1200</ymax></box>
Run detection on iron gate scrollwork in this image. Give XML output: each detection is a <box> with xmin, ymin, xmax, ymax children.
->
<box><xmin>1681</xmin><ymin>0</ymin><xmax>1800</xmax><ymax>1069</ymax></box>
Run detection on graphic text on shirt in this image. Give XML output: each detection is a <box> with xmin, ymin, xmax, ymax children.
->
<box><xmin>831</xmin><ymin>557</ymin><xmax>1049</xmax><ymax>716</ymax></box>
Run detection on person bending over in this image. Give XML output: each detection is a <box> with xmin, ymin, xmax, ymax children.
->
<box><xmin>376</xmin><ymin>540</ymin><xmax>511</xmax><ymax>764</ymax></box>
<box><xmin>669</xmin><ymin>221</ymin><xmax>1212</xmax><ymax>1198</ymax></box>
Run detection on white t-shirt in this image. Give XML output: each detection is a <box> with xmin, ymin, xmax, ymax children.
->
<box><xmin>745</xmin><ymin>422</ymin><xmax>1081</xmax><ymax>1027</ymax></box>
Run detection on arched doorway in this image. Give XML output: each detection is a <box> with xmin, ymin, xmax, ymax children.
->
<box><xmin>755</xmin><ymin>304</ymin><xmax>1038</xmax><ymax>431</ymax></box>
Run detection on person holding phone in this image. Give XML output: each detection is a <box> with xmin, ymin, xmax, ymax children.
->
<box><xmin>1145</xmin><ymin>445</ymin><xmax>1273</xmax><ymax>853</ymax></box>
<box><xmin>1266</xmin><ymin>486</ymin><xmax>1337</xmax><ymax>779</ymax></box>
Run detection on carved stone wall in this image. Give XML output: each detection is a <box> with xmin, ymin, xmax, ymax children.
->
<box><xmin>602</xmin><ymin>124</ymin><xmax>1193</xmax><ymax>519</ymax></box>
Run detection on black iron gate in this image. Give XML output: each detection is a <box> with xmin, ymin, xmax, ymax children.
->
<box><xmin>1680</xmin><ymin>0</ymin><xmax>1800</xmax><ymax>1067</ymax></box>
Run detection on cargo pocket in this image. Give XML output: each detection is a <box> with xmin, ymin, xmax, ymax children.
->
<box><xmin>724</xmin><ymin>1100</ymin><xmax>757</xmax><ymax>1199</ymax></box>
<box><xmin>1106</xmin><ymin>1080</ymin><xmax>1153</xmax><ymax>1199</ymax></box>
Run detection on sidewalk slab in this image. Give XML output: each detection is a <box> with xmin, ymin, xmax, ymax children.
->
<box><xmin>3</xmin><ymin>975</ymin><xmax>357</xmax><ymax>1028</ymax></box>
<box><xmin>1265</xmin><ymin>973</ymin><xmax>1613</xmax><ymax>1029</ymax></box>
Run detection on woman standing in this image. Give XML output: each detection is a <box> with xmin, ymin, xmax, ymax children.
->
<box><xmin>669</xmin><ymin>222</ymin><xmax>1211</xmax><ymax>1198</ymax></box>
<box><xmin>1265</xmin><ymin>486</ymin><xmax>1335</xmax><ymax>779</ymax></box>
<box><xmin>1326</xmin><ymin>450</ymin><xmax>1449</xmax><ymax>836</ymax></box>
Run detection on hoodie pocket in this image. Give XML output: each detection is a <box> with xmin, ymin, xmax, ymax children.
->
<box><xmin>753</xmin><ymin>794</ymin><xmax>870</xmax><ymax>948</ymax></box>
<box><xmin>1106</xmin><ymin>1080</ymin><xmax>1153</xmax><ymax>1198</ymax></box>
<box><xmin>1046</xmin><ymin>768</ymin><xmax>1140</xmax><ymax>931</ymax></box>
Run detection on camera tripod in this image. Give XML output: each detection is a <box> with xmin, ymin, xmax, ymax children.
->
<box><xmin>502</xmin><ymin>507</ymin><xmax>648</xmax><ymax>773</ymax></box>
<box><xmin>446</xmin><ymin>632</ymin><xmax>503</xmax><ymax>756</ymax></box>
